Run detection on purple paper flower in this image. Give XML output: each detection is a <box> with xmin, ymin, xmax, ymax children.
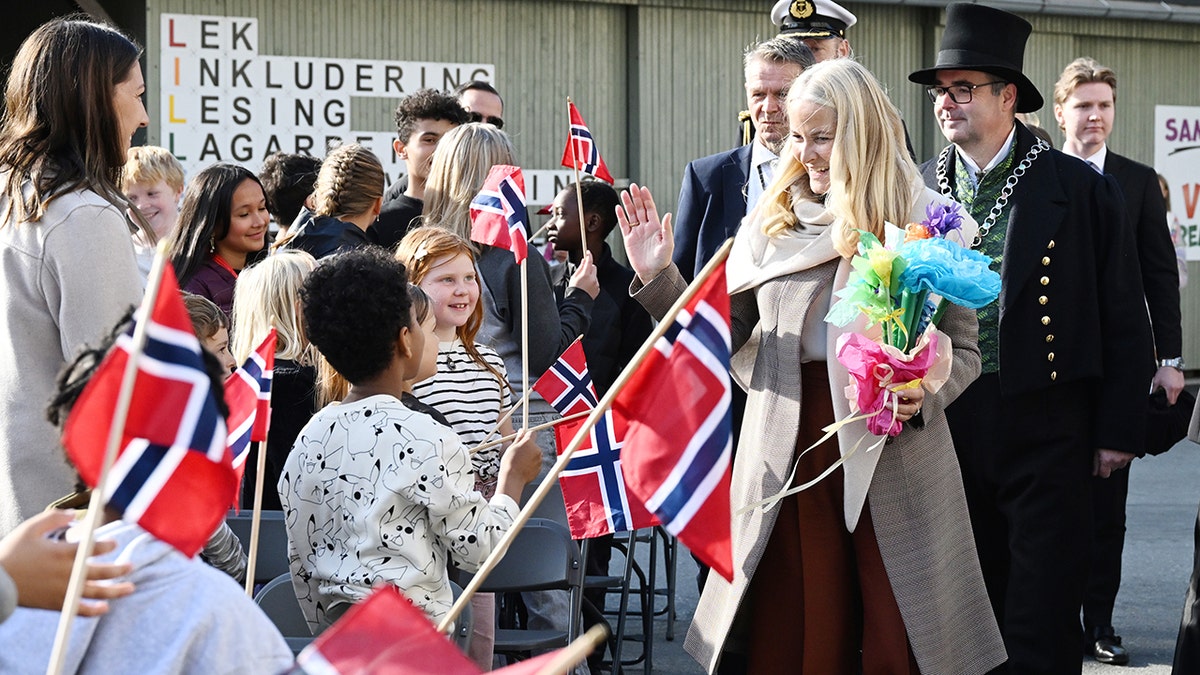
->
<box><xmin>923</xmin><ymin>201</ymin><xmax>964</xmax><ymax>238</ymax></box>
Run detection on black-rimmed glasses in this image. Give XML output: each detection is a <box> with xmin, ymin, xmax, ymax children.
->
<box><xmin>925</xmin><ymin>81</ymin><xmax>1006</xmax><ymax>104</ymax></box>
<box><xmin>467</xmin><ymin>111</ymin><xmax>504</xmax><ymax>129</ymax></box>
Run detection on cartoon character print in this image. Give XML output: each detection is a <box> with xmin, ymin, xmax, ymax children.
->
<box><xmin>304</xmin><ymin>514</ymin><xmax>355</xmax><ymax>581</ymax></box>
<box><xmin>382</xmin><ymin>423</ymin><xmax>442</xmax><ymax>498</ymax></box>
<box><xmin>294</xmin><ymin>421</ymin><xmax>344</xmax><ymax>507</ymax></box>
<box><xmin>336</xmin><ymin>401</ymin><xmax>396</xmax><ymax>460</ymax></box>
<box><xmin>332</xmin><ymin>459</ymin><xmax>380</xmax><ymax>538</ymax></box>
<box><xmin>375</xmin><ymin>502</ymin><xmax>427</xmax><ymax>554</ymax></box>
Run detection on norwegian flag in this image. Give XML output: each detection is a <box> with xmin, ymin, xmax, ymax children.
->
<box><xmin>469</xmin><ymin>164</ymin><xmax>529</xmax><ymax>263</ymax></box>
<box><xmin>224</xmin><ymin>327</ymin><xmax>276</xmax><ymax>495</ymax></box>
<box><xmin>62</xmin><ymin>264</ymin><xmax>237</xmax><ymax>557</ymax></box>
<box><xmin>561</xmin><ymin>102</ymin><xmax>614</xmax><ymax>184</ymax></box>
<box><xmin>555</xmin><ymin>411</ymin><xmax>658</xmax><ymax>539</ymax></box>
<box><xmin>613</xmin><ymin>263</ymin><xmax>734</xmax><ymax>581</ymax></box>
<box><xmin>296</xmin><ymin>585</ymin><xmax>580</xmax><ymax>675</ymax></box>
<box><xmin>533</xmin><ymin>336</ymin><xmax>598</xmax><ymax>417</ymax></box>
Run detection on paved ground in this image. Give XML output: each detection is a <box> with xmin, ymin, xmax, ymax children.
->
<box><xmin>614</xmin><ymin>437</ymin><xmax>1200</xmax><ymax>674</ymax></box>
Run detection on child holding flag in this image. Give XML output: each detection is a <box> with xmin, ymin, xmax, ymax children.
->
<box><xmin>280</xmin><ymin>247</ymin><xmax>542</xmax><ymax>632</ymax></box>
<box><xmin>0</xmin><ymin>310</ymin><xmax>292</xmax><ymax>674</ymax></box>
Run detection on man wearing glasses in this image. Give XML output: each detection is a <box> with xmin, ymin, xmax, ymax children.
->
<box><xmin>909</xmin><ymin>5</ymin><xmax>1152</xmax><ymax>674</ymax></box>
<box><xmin>456</xmin><ymin>80</ymin><xmax>504</xmax><ymax>128</ymax></box>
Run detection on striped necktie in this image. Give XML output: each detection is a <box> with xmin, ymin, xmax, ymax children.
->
<box><xmin>759</xmin><ymin>158</ymin><xmax>778</xmax><ymax>191</ymax></box>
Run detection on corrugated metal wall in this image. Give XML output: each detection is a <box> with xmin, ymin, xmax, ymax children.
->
<box><xmin>145</xmin><ymin>0</ymin><xmax>1200</xmax><ymax>361</ymax></box>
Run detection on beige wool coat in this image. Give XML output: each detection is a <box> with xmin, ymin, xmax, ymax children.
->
<box><xmin>633</xmin><ymin>189</ymin><xmax>1006</xmax><ymax>674</ymax></box>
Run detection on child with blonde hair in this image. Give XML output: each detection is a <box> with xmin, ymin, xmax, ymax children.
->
<box><xmin>122</xmin><ymin>146</ymin><xmax>185</xmax><ymax>280</ymax></box>
<box><xmin>230</xmin><ymin>249</ymin><xmax>319</xmax><ymax>509</ymax></box>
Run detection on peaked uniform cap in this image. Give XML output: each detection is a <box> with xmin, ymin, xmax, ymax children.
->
<box><xmin>908</xmin><ymin>3</ymin><xmax>1044</xmax><ymax>112</ymax></box>
<box><xmin>771</xmin><ymin>0</ymin><xmax>856</xmax><ymax>39</ymax></box>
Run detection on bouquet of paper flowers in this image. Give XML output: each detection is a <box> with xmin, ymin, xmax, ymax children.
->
<box><xmin>825</xmin><ymin>202</ymin><xmax>1000</xmax><ymax>436</ymax></box>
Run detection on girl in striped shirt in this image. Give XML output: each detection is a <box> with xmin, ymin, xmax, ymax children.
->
<box><xmin>396</xmin><ymin>226</ymin><xmax>513</xmax><ymax>498</ymax></box>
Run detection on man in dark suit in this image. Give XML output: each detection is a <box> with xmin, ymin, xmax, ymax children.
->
<box><xmin>1052</xmin><ymin>56</ymin><xmax>1184</xmax><ymax>666</ymax></box>
<box><xmin>909</xmin><ymin>5</ymin><xmax>1154</xmax><ymax>674</ymax></box>
<box><xmin>672</xmin><ymin>36</ymin><xmax>812</xmax><ymax>281</ymax></box>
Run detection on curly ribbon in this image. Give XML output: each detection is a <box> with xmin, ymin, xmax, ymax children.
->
<box><xmin>735</xmin><ymin>409</ymin><xmax>888</xmax><ymax>516</ymax></box>
<box><xmin>737</xmin><ymin>330</ymin><xmax>951</xmax><ymax>517</ymax></box>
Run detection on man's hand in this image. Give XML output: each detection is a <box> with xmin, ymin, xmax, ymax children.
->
<box><xmin>1152</xmin><ymin>365</ymin><xmax>1186</xmax><ymax>405</ymax></box>
<box><xmin>1093</xmin><ymin>448</ymin><xmax>1135</xmax><ymax>478</ymax></box>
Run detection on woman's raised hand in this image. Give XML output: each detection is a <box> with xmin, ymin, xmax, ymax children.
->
<box><xmin>616</xmin><ymin>183</ymin><xmax>673</xmax><ymax>284</ymax></box>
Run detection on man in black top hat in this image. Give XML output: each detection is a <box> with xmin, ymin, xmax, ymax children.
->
<box><xmin>909</xmin><ymin>4</ymin><xmax>1153</xmax><ymax>674</ymax></box>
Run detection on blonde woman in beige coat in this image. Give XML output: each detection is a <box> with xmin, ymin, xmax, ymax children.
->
<box><xmin>619</xmin><ymin>59</ymin><xmax>1006</xmax><ymax>674</ymax></box>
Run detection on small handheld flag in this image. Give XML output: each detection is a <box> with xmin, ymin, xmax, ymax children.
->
<box><xmin>614</xmin><ymin>262</ymin><xmax>734</xmax><ymax>581</ymax></box>
<box><xmin>561</xmin><ymin>102</ymin><xmax>614</xmax><ymax>184</ymax></box>
<box><xmin>224</xmin><ymin>327</ymin><xmax>276</xmax><ymax>497</ymax></box>
<box><xmin>62</xmin><ymin>265</ymin><xmax>237</xmax><ymax>558</ymax></box>
<box><xmin>469</xmin><ymin>164</ymin><xmax>529</xmax><ymax>263</ymax></box>
<box><xmin>555</xmin><ymin>411</ymin><xmax>658</xmax><ymax>539</ymax></box>
<box><xmin>536</xmin><ymin>338</ymin><xmax>657</xmax><ymax>539</ymax></box>
<box><xmin>533</xmin><ymin>337</ymin><xmax>598</xmax><ymax>417</ymax></box>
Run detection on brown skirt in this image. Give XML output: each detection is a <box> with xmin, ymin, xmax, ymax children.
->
<box><xmin>744</xmin><ymin>362</ymin><xmax>919</xmax><ymax>674</ymax></box>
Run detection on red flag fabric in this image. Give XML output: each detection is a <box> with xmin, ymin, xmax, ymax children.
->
<box><xmin>223</xmin><ymin>327</ymin><xmax>276</xmax><ymax>506</ymax></box>
<box><xmin>62</xmin><ymin>264</ymin><xmax>237</xmax><ymax>557</ymax></box>
<box><xmin>560</xmin><ymin>102</ymin><xmax>614</xmax><ymax>184</ymax></box>
<box><xmin>296</xmin><ymin>586</ymin><xmax>582</xmax><ymax>674</ymax></box>
<box><xmin>554</xmin><ymin>411</ymin><xmax>659</xmax><ymax>539</ymax></box>
<box><xmin>469</xmin><ymin>164</ymin><xmax>529</xmax><ymax>263</ymax></box>
<box><xmin>613</xmin><ymin>263</ymin><xmax>734</xmax><ymax>581</ymax></box>
<box><xmin>297</xmin><ymin>586</ymin><xmax>478</xmax><ymax>675</ymax></box>
<box><xmin>532</xmin><ymin>337</ymin><xmax>598</xmax><ymax>418</ymax></box>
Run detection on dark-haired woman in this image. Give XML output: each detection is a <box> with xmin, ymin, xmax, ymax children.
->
<box><xmin>0</xmin><ymin>19</ymin><xmax>148</xmax><ymax>533</ymax></box>
<box><xmin>165</xmin><ymin>163</ymin><xmax>270</xmax><ymax>317</ymax></box>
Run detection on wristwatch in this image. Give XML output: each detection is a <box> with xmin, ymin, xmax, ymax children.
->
<box><xmin>1159</xmin><ymin>357</ymin><xmax>1186</xmax><ymax>371</ymax></box>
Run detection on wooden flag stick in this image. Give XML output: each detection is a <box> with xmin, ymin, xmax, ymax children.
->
<box><xmin>566</xmin><ymin>97</ymin><xmax>588</xmax><ymax>264</ymax></box>
<box><xmin>520</xmin><ymin>258</ymin><xmax>530</xmax><ymax>432</ymax></box>
<box><xmin>436</xmin><ymin>237</ymin><xmax>733</xmax><ymax>634</ymax></box>
<box><xmin>536</xmin><ymin>624</ymin><xmax>610</xmax><ymax>675</ymax></box>
<box><xmin>473</xmin><ymin>400</ymin><xmax>524</xmax><ymax>448</ymax></box>
<box><xmin>46</xmin><ymin>243</ymin><xmax>172</xmax><ymax>675</ymax></box>
<box><xmin>244</xmin><ymin>328</ymin><xmax>276</xmax><ymax>596</ymax></box>
<box><xmin>469</xmin><ymin>411</ymin><xmax>589</xmax><ymax>455</ymax></box>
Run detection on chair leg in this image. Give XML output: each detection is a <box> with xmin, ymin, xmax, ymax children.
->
<box><xmin>656</xmin><ymin>527</ymin><xmax>678</xmax><ymax>641</ymax></box>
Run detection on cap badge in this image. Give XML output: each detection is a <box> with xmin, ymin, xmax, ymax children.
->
<box><xmin>790</xmin><ymin>0</ymin><xmax>814</xmax><ymax>20</ymax></box>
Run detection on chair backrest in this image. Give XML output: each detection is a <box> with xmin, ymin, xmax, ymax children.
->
<box><xmin>476</xmin><ymin>518</ymin><xmax>582</xmax><ymax>593</ymax></box>
<box><xmin>256</xmin><ymin>573</ymin><xmax>312</xmax><ymax>638</ymax></box>
<box><xmin>226</xmin><ymin>510</ymin><xmax>291</xmax><ymax>585</ymax></box>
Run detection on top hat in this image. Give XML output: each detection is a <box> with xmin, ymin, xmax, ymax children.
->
<box><xmin>771</xmin><ymin>0</ymin><xmax>856</xmax><ymax>39</ymax></box>
<box><xmin>908</xmin><ymin>3</ymin><xmax>1044</xmax><ymax>112</ymax></box>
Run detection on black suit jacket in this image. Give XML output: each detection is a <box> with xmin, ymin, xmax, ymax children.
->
<box><xmin>1105</xmin><ymin>151</ymin><xmax>1181</xmax><ymax>360</ymax></box>
<box><xmin>672</xmin><ymin>145</ymin><xmax>752</xmax><ymax>281</ymax></box>
<box><xmin>921</xmin><ymin>124</ymin><xmax>1154</xmax><ymax>453</ymax></box>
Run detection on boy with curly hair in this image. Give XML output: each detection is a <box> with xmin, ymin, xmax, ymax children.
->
<box><xmin>279</xmin><ymin>247</ymin><xmax>541</xmax><ymax>632</ymax></box>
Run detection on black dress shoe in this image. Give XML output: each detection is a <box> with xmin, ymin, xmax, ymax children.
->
<box><xmin>1090</xmin><ymin>634</ymin><xmax>1130</xmax><ymax>666</ymax></box>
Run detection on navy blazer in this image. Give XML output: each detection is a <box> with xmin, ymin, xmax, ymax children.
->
<box><xmin>921</xmin><ymin>123</ymin><xmax>1154</xmax><ymax>454</ymax></box>
<box><xmin>672</xmin><ymin>145</ymin><xmax>752</xmax><ymax>281</ymax></box>
<box><xmin>1106</xmin><ymin>151</ymin><xmax>1182</xmax><ymax>360</ymax></box>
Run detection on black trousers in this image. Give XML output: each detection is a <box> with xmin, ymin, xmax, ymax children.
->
<box><xmin>1082</xmin><ymin>464</ymin><xmax>1130</xmax><ymax>635</ymax></box>
<box><xmin>947</xmin><ymin>374</ymin><xmax>1094</xmax><ymax>675</ymax></box>
<box><xmin>1172</xmin><ymin>501</ymin><xmax>1200</xmax><ymax>674</ymax></box>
